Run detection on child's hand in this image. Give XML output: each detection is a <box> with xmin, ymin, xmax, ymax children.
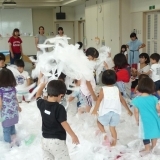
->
<box><xmin>128</xmin><ymin>110</ymin><xmax>133</xmax><ymax>116</ymax></box>
<box><xmin>72</xmin><ymin>135</ymin><xmax>79</xmax><ymax>145</ymax></box>
<box><xmin>18</xmin><ymin>106</ymin><xmax>22</xmax><ymax>112</ymax></box>
<box><xmin>92</xmin><ymin>109</ymin><xmax>98</xmax><ymax>115</ymax></box>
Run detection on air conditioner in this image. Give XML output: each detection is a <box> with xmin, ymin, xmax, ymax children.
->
<box><xmin>2</xmin><ymin>0</ymin><xmax>17</xmax><ymax>9</ymax></box>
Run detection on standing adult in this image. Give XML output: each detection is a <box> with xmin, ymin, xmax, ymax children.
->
<box><xmin>126</xmin><ymin>33</ymin><xmax>146</xmax><ymax>69</ymax></box>
<box><xmin>35</xmin><ymin>26</ymin><xmax>47</xmax><ymax>51</ymax></box>
<box><xmin>56</xmin><ymin>27</ymin><xmax>67</xmax><ymax>37</ymax></box>
<box><xmin>8</xmin><ymin>28</ymin><xmax>23</xmax><ymax>64</ymax></box>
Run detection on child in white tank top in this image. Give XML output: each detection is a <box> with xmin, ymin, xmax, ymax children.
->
<box><xmin>92</xmin><ymin>70</ymin><xmax>132</xmax><ymax>146</ymax></box>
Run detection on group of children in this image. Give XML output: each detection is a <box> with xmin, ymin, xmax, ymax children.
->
<box><xmin>0</xmin><ymin>34</ymin><xmax>160</xmax><ymax>159</ymax></box>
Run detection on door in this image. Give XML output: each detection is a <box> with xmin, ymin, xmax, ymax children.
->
<box><xmin>146</xmin><ymin>13</ymin><xmax>160</xmax><ymax>55</ymax></box>
<box><xmin>78</xmin><ymin>20</ymin><xmax>86</xmax><ymax>48</ymax></box>
<box><xmin>54</xmin><ymin>22</ymin><xmax>75</xmax><ymax>44</ymax></box>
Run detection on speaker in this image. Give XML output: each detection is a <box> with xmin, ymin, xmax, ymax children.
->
<box><xmin>56</xmin><ymin>13</ymin><xmax>66</xmax><ymax>19</ymax></box>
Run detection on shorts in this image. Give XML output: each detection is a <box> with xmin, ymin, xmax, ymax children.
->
<box><xmin>79</xmin><ymin>90</ymin><xmax>92</xmax><ymax>107</ymax></box>
<box><xmin>17</xmin><ymin>92</ymin><xmax>30</xmax><ymax>102</ymax></box>
<box><xmin>98</xmin><ymin>111</ymin><xmax>120</xmax><ymax>127</ymax></box>
<box><xmin>42</xmin><ymin>138</ymin><xmax>70</xmax><ymax>160</ymax></box>
<box><xmin>154</xmin><ymin>80</ymin><xmax>160</xmax><ymax>91</ymax></box>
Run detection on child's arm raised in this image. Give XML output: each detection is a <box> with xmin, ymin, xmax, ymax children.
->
<box><xmin>61</xmin><ymin>121</ymin><xmax>79</xmax><ymax>144</ymax></box>
<box><xmin>36</xmin><ymin>83</ymin><xmax>46</xmax><ymax>99</ymax></box>
<box><xmin>86</xmin><ymin>81</ymin><xmax>97</xmax><ymax>101</ymax></box>
<box><xmin>92</xmin><ymin>88</ymin><xmax>103</xmax><ymax>115</ymax></box>
<box><xmin>119</xmin><ymin>92</ymin><xmax>133</xmax><ymax>116</ymax></box>
<box><xmin>134</xmin><ymin>108</ymin><xmax>139</xmax><ymax>125</ymax></box>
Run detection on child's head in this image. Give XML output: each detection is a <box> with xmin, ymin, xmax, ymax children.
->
<box><xmin>12</xmin><ymin>28</ymin><xmax>20</xmax><ymax>37</ymax></box>
<box><xmin>130</xmin><ymin>33</ymin><xmax>137</xmax><ymax>41</ymax></box>
<box><xmin>0</xmin><ymin>68</ymin><xmax>16</xmax><ymax>87</ymax></box>
<box><xmin>85</xmin><ymin>47</ymin><xmax>99</xmax><ymax>60</ymax></box>
<box><xmin>58</xmin><ymin>73</ymin><xmax>66</xmax><ymax>82</ymax></box>
<box><xmin>139</xmin><ymin>53</ymin><xmax>150</xmax><ymax>64</ymax></box>
<box><xmin>137</xmin><ymin>77</ymin><xmax>155</xmax><ymax>94</ymax></box>
<box><xmin>15</xmin><ymin>59</ymin><xmax>25</xmax><ymax>73</ymax></box>
<box><xmin>102</xmin><ymin>70</ymin><xmax>117</xmax><ymax>85</ymax></box>
<box><xmin>150</xmin><ymin>53</ymin><xmax>160</xmax><ymax>64</ymax></box>
<box><xmin>114</xmin><ymin>53</ymin><xmax>128</xmax><ymax>69</ymax></box>
<box><xmin>58</xmin><ymin>27</ymin><xmax>64</xmax><ymax>35</ymax></box>
<box><xmin>0</xmin><ymin>53</ymin><xmax>5</xmax><ymax>68</ymax></box>
<box><xmin>47</xmin><ymin>80</ymin><xmax>67</xmax><ymax>101</ymax></box>
<box><xmin>77</xmin><ymin>42</ymin><xmax>83</xmax><ymax>50</ymax></box>
<box><xmin>138</xmin><ymin>74</ymin><xmax>149</xmax><ymax>81</ymax></box>
<box><xmin>120</xmin><ymin>45</ymin><xmax>127</xmax><ymax>52</ymax></box>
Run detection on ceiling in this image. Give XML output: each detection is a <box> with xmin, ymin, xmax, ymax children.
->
<box><xmin>0</xmin><ymin>0</ymin><xmax>85</xmax><ymax>7</ymax></box>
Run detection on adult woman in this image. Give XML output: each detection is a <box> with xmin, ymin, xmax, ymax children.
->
<box><xmin>8</xmin><ymin>28</ymin><xmax>23</xmax><ymax>64</ymax></box>
<box><xmin>126</xmin><ymin>33</ymin><xmax>146</xmax><ymax>69</ymax></box>
<box><xmin>56</xmin><ymin>27</ymin><xmax>67</xmax><ymax>37</ymax></box>
<box><xmin>35</xmin><ymin>26</ymin><xmax>47</xmax><ymax>51</ymax></box>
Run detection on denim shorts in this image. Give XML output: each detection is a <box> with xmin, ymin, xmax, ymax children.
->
<box><xmin>98</xmin><ymin>111</ymin><xmax>120</xmax><ymax>127</ymax></box>
<box><xmin>3</xmin><ymin>125</ymin><xmax>16</xmax><ymax>143</ymax></box>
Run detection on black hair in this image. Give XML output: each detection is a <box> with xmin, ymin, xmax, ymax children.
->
<box><xmin>130</xmin><ymin>33</ymin><xmax>138</xmax><ymax>39</ymax></box>
<box><xmin>0</xmin><ymin>53</ymin><xmax>5</xmax><ymax>61</ymax></box>
<box><xmin>0</xmin><ymin>68</ymin><xmax>16</xmax><ymax>87</ymax></box>
<box><xmin>114</xmin><ymin>53</ymin><xmax>129</xmax><ymax>69</ymax></box>
<box><xmin>39</xmin><ymin>26</ymin><xmax>44</xmax><ymax>34</ymax></box>
<box><xmin>15</xmin><ymin>59</ymin><xmax>25</xmax><ymax>67</ymax></box>
<box><xmin>47</xmin><ymin>80</ymin><xmax>67</xmax><ymax>97</ymax></box>
<box><xmin>120</xmin><ymin>45</ymin><xmax>127</xmax><ymax>53</ymax></box>
<box><xmin>137</xmin><ymin>77</ymin><xmax>155</xmax><ymax>94</ymax></box>
<box><xmin>150</xmin><ymin>53</ymin><xmax>160</xmax><ymax>62</ymax></box>
<box><xmin>58</xmin><ymin>27</ymin><xmax>64</xmax><ymax>34</ymax></box>
<box><xmin>12</xmin><ymin>28</ymin><xmax>20</xmax><ymax>36</ymax></box>
<box><xmin>102</xmin><ymin>70</ymin><xmax>117</xmax><ymax>85</ymax></box>
<box><xmin>58</xmin><ymin>72</ymin><xmax>66</xmax><ymax>82</ymax></box>
<box><xmin>139</xmin><ymin>53</ymin><xmax>150</xmax><ymax>64</ymax></box>
<box><xmin>77</xmin><ymin>42</ymin><xmax>83</xmax><ymax>49</ymax></box>
<box><xmin>85</xmin><ymin>47</ymin><xmax>99</xmax><ymax>58</ymax></box>
<box><xmin>138</xmin><ymin>74</ymin><xmax>149</xmax><ymax>81</ymax></box>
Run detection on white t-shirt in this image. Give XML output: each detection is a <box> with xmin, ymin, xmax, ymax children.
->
<box><xmin>80</xmin><ymin>77</ymin><xmax>96</xmax><ymax>96</ymax></box>
<box><xmin>124</xmin><ymin>51</ymin><xmax>128</xmax><ymax>56</ymax></box>
<box><xmin>99</xmin><ymin>86</ymin><xmax>121</xmax><ymax>116</ymax></box>
<box><xmin>15</xmin><ymin>71</ymin><xmax>30</xmax><ymax>91</ymax></box>
<box><xmin>56</xmin><ymin>34</ymin><xmax>67</xmax><ymax>37</ymax></box>
<box><xmin>150</xmin><ymin>63</ymin><xmax>160</xmax><ymax>82</ymax></box>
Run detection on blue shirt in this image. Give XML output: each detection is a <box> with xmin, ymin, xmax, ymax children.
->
<box><xmin>132</xmin><ymin>95</ymin><xmax>160</xmax><ymax>139</ymax></box>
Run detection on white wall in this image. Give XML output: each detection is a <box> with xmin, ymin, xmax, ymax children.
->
<box><xmin>75</xmin><ymin>4</ymin><xmax>85</xmax><ymax>21</ymax></box>
<box><xmin>32</xmin><ymin>8</ymin><xmax>54</xmax><ymax>36</ymax></box>
<box><xmin>130</xmin><ymin>0</ymin><xmax>160</xmax><ymax>12</ymax></box>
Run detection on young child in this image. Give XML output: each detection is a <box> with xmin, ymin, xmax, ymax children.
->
<box><xmin>36</xmin><ymin>80</ymin><xmax>79</xmax><ymax>160</ymax></box>
<box><xmin>92</xmin><ymin>70</ymin><xmax>132</xmax><ymax>146</ymax></box>
<box><xmin>144</xmin><ymin>53</ymin><xmax>160</xmax><ymax>98</ymax></box>
<box><xmin>131</xmin><ymin>53</ymin><xmax>150</xmax><ymax>95</ymax></box>
<box><xmin>132</xmin><ymin>77</ymin><xmax>160</xmax><ymax>153</ymax></box>
<box><xmin>113</xmin><ymin>53</ymin><xmax>131</xmax><ymax>97</ymax></box>
<box><xmin>0</xmin><ymin>53</ymin><xmax>7</xmax><ymax>69</ymax></box>
<box><xmin>15</xmin><ymin>59</ymin><xmax>31</xmax><ymax>103</ymax></box>
<box><xmin>0</xmin><ymin>68</ymin><xmax>21</xmax><ymax>146</ymax></box>
<box><xmin>120</xmin><ymin>45</ymin><xmax>127</xmax><ymax>58</ymax></box>
<box><xmin>80</xmin><ymin>47</ymin><xmax>99</xmax><ymax>112</ymax></box>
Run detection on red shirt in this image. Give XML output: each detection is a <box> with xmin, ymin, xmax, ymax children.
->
<box><xmin>8</xmin><ymin>36</ymin><xmax>22</xmax><ymax>54</ymax></box>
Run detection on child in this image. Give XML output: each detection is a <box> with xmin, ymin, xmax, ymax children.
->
<box><xmin>131</xmin><ymin>53</ymin><xmax>150</xmax><ymax>94</ymax></box>
<box><xmin>0</xmin><ymin>68</ymin><xmax>21</xmax><ymax>146</ymax></box>
<box><xmin>80</xmin><ymin>47</ymin><xmax>99</xmax><ymax>112</ymax></box>
<box><xmin>132</xmin><ymin>77</ymin><xmax>160</xmax><ymax>153</ymax></box>
<box><xmin>8</xmin><ymin>28</ymin><xmax>23</xmax><ymax>64</ymax></box>
<box><xmin>113</xmin><ymin>53</ymin><xmax>131</xmax><ymax>97</ymax></box>
<box><xmin>92</xmin><ymin>70</ymin><xmax>132</xmax><ymax>146</ymax></box>
<box><xmin>120</xmin><ymin>45</ymin><xmax>127</xmax><ymax>58</ymax></box>
<box><xmin>144</xmin><ymin>53</ymin><xmax>160</xmax><ymax>98</ymax></box>
<box><xmin>0</xmin><ymin>53</ymin><xmax>7</xmax><ymax>69</ymax></box>
<box><xmin>36</xmin><ymin>80</ymin><xmax>79</xmax><ymax>160</ymax></box>
<box><xmin>15</xmin><ymin>59</ymin><xmax>31</xmax><ymax>103</ymax></box>
<box><xmin>126</xmin><ymin>33</ymin><xmax>146</xmax><ymax>69</ymax></box>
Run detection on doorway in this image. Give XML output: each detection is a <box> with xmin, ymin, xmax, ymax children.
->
<box><xmin>54</xmin><ymin>21</ymin><xmax>75</xmax><ymax>44</ymax></box>
<box><xmin>78</xmin><ymin>20</ymin><xmax>86</xmax><ymax>49</ymax></box>
<box><xmin>146</xmin><ymin>12</ymin><xmax>160</xmax><ymax>55</ymax></box>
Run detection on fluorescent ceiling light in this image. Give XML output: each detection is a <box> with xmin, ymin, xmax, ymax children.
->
<box><xmin>62</xmin><ymin>0</ymin><xmax>78</xmax><ymax>5</ymax></box>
